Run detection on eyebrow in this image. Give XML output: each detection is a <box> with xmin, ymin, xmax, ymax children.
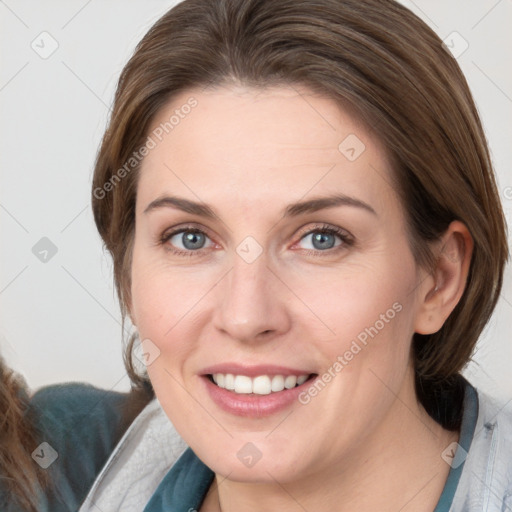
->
<box><xmin>143</xmin><ymin>193</ymin><xmax>377</xmax><ymax>218</ymax></box>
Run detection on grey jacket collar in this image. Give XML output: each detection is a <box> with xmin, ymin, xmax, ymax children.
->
<box><xmin>449</xmin><ymin>386</ymin><xmax>512</xmax><ymax>511</ymax></box>
<box><xmin>78</xmin><ymin>398</ymin><xmax>187</xmax><ymax>512</ymax></box>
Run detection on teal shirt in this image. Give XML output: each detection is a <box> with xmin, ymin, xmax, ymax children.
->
<box><xmin>0</xmin><ymin>383</ymin><xmax>132</xmax><ymax>511</ymax></box>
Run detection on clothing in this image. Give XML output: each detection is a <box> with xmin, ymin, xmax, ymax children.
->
<box><xmin>77</xmin><ymin>377</ymin><xmax>512</xmax><ymax>512</ymax></box>
<box><xmin>79</xmin><ymin>398</ymin><xmax>189</xmax><ymax>511</ymax></box>
<box><xmin>447</xmin><ymin>383</ymin><xmax>512</xmax><ymax>511</ymax></box>
<box><xmin>0</xmin><ymin>383</ymin><xmax>133</xmax><ymax>512</ymax></box>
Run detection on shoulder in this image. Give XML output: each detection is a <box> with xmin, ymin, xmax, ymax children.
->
<box><xmin>475</xmin><ymin>387</ymin><xmax>512</xmax><ymax>423</ymax></box>
<box><xmin>29</xmin><ymin>382</ymin><xmax>133</xmax><ymax>457</ymax></box>
<box><xmin>31</xmin><ymin>381</ymin><xmax>128</xmax><ymax>410</ymax></box>
<box><xmin>473</xmin><ymin>387</ymin><xmax>512</xmax><ymax>460</ymax></box>
<box><xmin>28</xmin><ymin>381</ymin><xmax>145</xmax><ymax>468</ymax></box>
<box><xmin>30</xmin><ymin>381</ymin><xmax>131</xmax><ymax>431</ymax></box>
<box><xmin>452</xmin><ymin>386</ymin><xmax>512</xmax><ymax>511</ymax></box>
<box><xmin>27</xmin><ymin>382</ymin><xmax>146</xmax><ymax>511</ymax></box>
<box><xmin>473</xmin><ymin>387</ymin><xmax>512</xmax><ymax>459</ymax></box>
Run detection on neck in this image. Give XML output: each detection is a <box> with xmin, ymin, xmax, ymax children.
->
<box><xmin>201</xmin><ymin>369</ymin><xmax>460</xmax><ymax>512</ymax></box>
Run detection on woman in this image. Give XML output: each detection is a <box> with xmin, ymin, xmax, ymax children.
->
<box><xmin>7</xmin><ymin>0</ymin><xmax>511</xmax><ymax>510</ymax></box>
<box><xmin>81</xmin><ymin>0</ymin><xmax>511</xmax><ymax>510</ymax></box>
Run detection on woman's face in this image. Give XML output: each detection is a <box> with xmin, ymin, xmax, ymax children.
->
<box><xmin>131</xmin><ymin>85</ymin><xmax>432</xmax><ymax>482</ymax></box>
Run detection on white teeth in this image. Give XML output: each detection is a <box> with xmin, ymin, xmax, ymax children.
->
<box><xmin>253</xmin><ymin>376</ymin><xmax>272</xmax><ymax>395</ymax></box>
<box><xmin>284</xmin><ymin>375</ymin><xmax>297</xmax><ymax>389</ymax></box>
<box><xmin>297</xmin><ymin>375</ymin><xmax>308</xmax><ymax>385</ymax></box>
<box><xmin>224</xmin><ymin>373</ymin><xmax>235</xmax><ymax>390</ymax></box>
<box><xmin>271</xmin><ymin>375</ymin><xmax>285</xmax><ymax>392</ymax></box>
<box><xmin>234</xmin><ymin>375</ymin><xmax>253</xmax><ymax>394</ymax></box>
<box><xmin>211</xmin><ymin>373</ymin><xmax>310</xmax><ymax>394</ymax></box>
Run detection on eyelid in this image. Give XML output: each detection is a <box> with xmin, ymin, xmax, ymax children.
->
<box><xmin>294</xmin><ymin>222</ymin><xmax>352</xmax><ymax>240</ymax></box>
<box><xmin>160</xmin><ymin>222</ymin><xmax>214</xmax><ymax>241</ymax></box>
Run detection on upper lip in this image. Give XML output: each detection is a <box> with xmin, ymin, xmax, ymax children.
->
<box><xmin>200</xmin><ymin>363</ymin><xmax>315</xmax><ymax>378</ymax></box>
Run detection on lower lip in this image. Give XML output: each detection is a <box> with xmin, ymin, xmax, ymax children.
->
<box><xmin>202</xmin><ymin>375</ymin><xmax>316</xmax><ymax>418</ymax></box>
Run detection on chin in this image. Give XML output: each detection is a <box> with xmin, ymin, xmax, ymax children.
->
<box><xmin>196</xmin><ymin>436</ymin><xmax>309</xmax><ymax>483</ymax></box>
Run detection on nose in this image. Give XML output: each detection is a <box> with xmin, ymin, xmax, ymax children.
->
<box><xmin>212</xmin><ymin>252</ymin><xmax>292</xmax><ymax>344</ymax></box>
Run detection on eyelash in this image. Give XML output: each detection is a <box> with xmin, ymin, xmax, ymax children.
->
<box><xmin>158</xmin><ymin>223</ymin><xmax>354</xmax><ymax>258</ymax></box>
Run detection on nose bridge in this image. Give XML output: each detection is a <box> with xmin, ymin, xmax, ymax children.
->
<box><xmin>213</xmin><ymin>248</ymin><xmax>290</xmax><ymax>342</ymax></box>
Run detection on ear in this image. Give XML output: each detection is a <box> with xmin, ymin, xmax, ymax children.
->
<box><xmin>414</xmin><ymin>221</ymin><xmax>473</xmax><ymax>335</ymax></box>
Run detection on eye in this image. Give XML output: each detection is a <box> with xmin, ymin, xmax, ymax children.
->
<box><xmin>159</xmin><ymin>223</ymin><xmax>353</xmax><ymax>257</ymax></box>
<box><xmin>295</xmin><ymin>224</ymin><xmax>353</xmax><ymax>253</ymax></box>
<box><xmin>161</xmin><ymin>227</ymin><xmax>214</xmax><ymax>255</ymax></box>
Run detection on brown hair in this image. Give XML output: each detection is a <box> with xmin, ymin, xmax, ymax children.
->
<box><xmin>91</xmin><ymin>0</ymin><xmax>508</xmax><ymax>421</ymax></box>
<box><xmin>0</xmin><ymin>359</ymin><xmax>47</xmax><ymax>511</ymax></box>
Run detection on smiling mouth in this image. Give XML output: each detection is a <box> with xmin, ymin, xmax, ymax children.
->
<box><xmin>207</xmin><ymin>373</ymin><xmax>317</xmax><ymax>395</ymax></box>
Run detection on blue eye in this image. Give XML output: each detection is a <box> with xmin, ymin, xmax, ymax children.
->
<box><xmin>165</xmin><ymin>229</ymin><xmax>213</xmax><ymax>253</ymax></box>
<box><xmin>300</xmin><ymin>231</ymin><xmax>340</xmax><ymax>250</ymax></box>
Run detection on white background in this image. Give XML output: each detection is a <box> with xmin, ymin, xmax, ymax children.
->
<box><xmin>1</xmin><ymin>0</ymin><xmax>511</xmax><ymax>400</ymax></box>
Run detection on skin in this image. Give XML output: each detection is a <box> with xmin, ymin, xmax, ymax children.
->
<box><xmin>130</xmin><ymin>84</ymin><xmax>473</xmax><ymax>511</ymax></box>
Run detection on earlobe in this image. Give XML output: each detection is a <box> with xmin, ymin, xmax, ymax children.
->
<box><xmin>414</xmin><ymin>221</ymin><xmax>473</xmax><ymax>335</ymax></box>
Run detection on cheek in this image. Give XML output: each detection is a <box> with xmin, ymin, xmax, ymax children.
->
<box><xmin>130</xmin><ymin>244</ymin><xmax>204</xmax><ymax>339</ymax></box>
<box><xmin>305</xmin><ymin>250</ymin><xmax>418</xmax><ymax>392</ymax></box>
<box><xmin>131</xmin><ymin>262</ymin><xmax>200</xmax><ymax>393</ymax></box>
<box><xmin>300</xmin><ymin>254</ymin><xmax>416</xmax><ymax>345</ymax></box>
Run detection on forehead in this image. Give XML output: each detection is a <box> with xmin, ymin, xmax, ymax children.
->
<box><xmin>137</xmin><ymin>84</ymin><xmax>396</xmax><ymax>215</ymax></box>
